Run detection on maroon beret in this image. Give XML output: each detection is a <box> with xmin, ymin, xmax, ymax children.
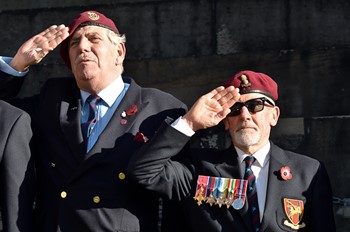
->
<box><xmin>60</xmin><ymin>10</ymin><xmax>120</xmax><ymax>69</ymax></box>
<box><xmin>224</xmin><ymin>70</ymin><xmax>278</xmax><ymax>101</ymax></box>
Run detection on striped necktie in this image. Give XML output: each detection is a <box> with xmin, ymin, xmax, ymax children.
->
<box><xmin>244</xmin><ymin>155</ymin><xmax>261</xmax><ymax>232</ymax></box>
<box><xmin>81</xmin><ymin>95</ymin><xmax>101</xmax><ymax>141</ymax></box>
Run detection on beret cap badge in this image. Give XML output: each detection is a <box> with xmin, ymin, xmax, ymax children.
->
<box><xmin>240</xmin><ymin>74</ymin><xmax>251</xmax><ymax>88</ymax></box>
<box><xmin>87</xmin><ymin>12</ymin><xmax>100</xmax><ymax>21</ymax></box>
<box><xmin>223</xmin><ymin>70</ymin><xmax>279</xmax><ymax>101</ymax></box>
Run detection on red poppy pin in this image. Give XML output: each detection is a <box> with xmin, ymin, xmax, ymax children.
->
<box><xmin>126</xmin><ymin>104</ymin><xmax>138</xmax><ymax>116</ymax></box>
<box><xmin>133</xmin><ymin>132</ymin><xmax>148</xmax><ymax>143</ymax></box>
<box><xmin>280</xmin><ymin>166</ymin><xmax>293</xmax><ymax>181</ymax></box>
<box><xmin>120</xmin><ymin>105</ymin><xmax>138</xmax><ymax>125</ymax></box>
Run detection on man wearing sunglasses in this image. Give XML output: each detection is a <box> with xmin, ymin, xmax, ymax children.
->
<box><xmin>129</xmin><ymin>70</ymin><xmax>335</xmax><ymax>231</ymax></box>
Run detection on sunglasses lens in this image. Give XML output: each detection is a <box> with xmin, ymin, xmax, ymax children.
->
<box><xmin>246</xmin><ymin>99</ymin><xmax>264</xmax><ymax>113</ymax></box>
<box><xmin>228</xmin><ymin>98</ymin><xmax>266</xmax><ymax>117</ymax></box>
<box><xmin>227</xmin><ymin>103</ymin><xmax>242</xmax><ymax>116</ymax></box>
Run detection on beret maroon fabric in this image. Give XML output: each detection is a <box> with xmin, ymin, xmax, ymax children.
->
<box><xmin>224</xmin><ymin>70</ymin><xmax>278</xmax><ymax>101</ymax></box>
<box><xmin>60</xmin><ymin>10</ymin><xmax>120</xmax><ymax>69</ymax></box>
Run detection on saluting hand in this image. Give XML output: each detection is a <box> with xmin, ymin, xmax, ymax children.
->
<box><xmin>10</xmin><ymin>24</ymin><xmax>70</xmax><ymax>72</ymax></box>
<box><xmin>182</xmin><ymin>86</ymin><xmax>240</xmax><ymax>131</ymax></box>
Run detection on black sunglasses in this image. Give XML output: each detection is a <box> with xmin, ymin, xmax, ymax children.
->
<box><xmin>227</xmin><ymin>97</ymin><xmax>275</xmax><ymax>117</ymax></box>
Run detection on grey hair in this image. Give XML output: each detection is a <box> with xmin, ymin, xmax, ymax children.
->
<box><xmin>108</xmin><ymin>30</ymin><xmax>126</xmax><ymax>45</ymax></box>
<box><xmin>107</xmin><ymin>31</ymin><xmax>126</xmax><ymax>73</ymax></box>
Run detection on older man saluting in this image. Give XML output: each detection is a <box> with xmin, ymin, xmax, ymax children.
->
<box><xmin>0</xmin><ymin>10</ymin><xmax>229</xmax><ymax>232</ymax></box>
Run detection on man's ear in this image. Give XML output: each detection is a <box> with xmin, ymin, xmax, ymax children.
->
<box><xmin>270</xmin><ymin>106</ymin><xmax>280</xmax><ymax>127</ymax></box>
<box><xmin>223</xmin><ymin>118</ymin><xmax>230</xmax><ymax>130</ymax></box>
<box><xmin>115</xmin><ymin>42</ymin><xmax>126</xmax><ymax>65</ymax></box>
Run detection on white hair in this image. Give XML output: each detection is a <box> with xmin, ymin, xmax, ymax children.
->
<box><xmin>108</xmin><ymin>31</ymin><xmax>126</xmax><ymax>73</ymax></box>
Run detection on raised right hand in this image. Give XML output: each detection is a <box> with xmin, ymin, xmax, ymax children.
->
<box><xmin>182</xmin><ymin>86</ymin><xmax>240</xmax><ymax>131</ymax></box>
<box><xmin>10</xmin><ymin>24</ymin><xmax>69</xmax><ymax>72</ymax></box>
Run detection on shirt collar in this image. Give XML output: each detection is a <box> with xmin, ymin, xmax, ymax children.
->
<box><xmin>81</xmin><ymin>76</ymin><xmax>124</xmax><ymax>107</ymax></box>
<box><xmin>235</xmin><ymin>142</ymin><xmax>271</xmax><ymax>167</ymax></box>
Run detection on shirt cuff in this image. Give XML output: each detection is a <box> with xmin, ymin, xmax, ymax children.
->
<box><xmin>171</xmin><ymin>117</ymin><xmax>195</xmax><ymax>137</ymax></box>
<box><xmin>0</xmin><ymin>56</ymin><xmax>28</xmax><ymax>77</ymax></box>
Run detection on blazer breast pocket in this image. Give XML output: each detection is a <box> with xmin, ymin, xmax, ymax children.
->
<box><xmin>274</xmin><ymin>197</ymin><xmax>307</xmax><ymax>232</ymax></box>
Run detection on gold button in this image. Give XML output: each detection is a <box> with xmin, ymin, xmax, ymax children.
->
<box><xmin>93</xmin><ymin>196</ymin><xmax>100</xmax><ymax>204</ymax></box>
<box><xmin>118</xmin><ymin>172</ymin><xmax>126</xmax><ymax>180</ymax></box>
<box><xmin>51</xmin><ymin>163</ymin><xmax>56</xmax><ymax>167</ymax></box>
<box><xmin>61</xmin><ymin>191</ymin><xmax>67</xmax><ymax>198</ymax></box>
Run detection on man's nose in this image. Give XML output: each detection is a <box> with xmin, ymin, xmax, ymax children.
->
<box><xmin>239</xmin><ymin>106</ymin><xmax>252</xmax><ymax>119</ymax></box>
<box><xmin>77</xmin><ymin>38</ymin><xmax>90</xmax><ymax>51</ymax></box>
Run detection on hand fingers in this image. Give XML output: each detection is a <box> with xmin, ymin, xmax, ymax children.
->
<box><xmin>40</xmin><ymin>24</ymin><xmax>69</xmax><ymax>41</ymax></box>
<box><xmin>212</xmin><ymin>86</ymin><xmax>240</xmax><ymax>108</ymax></box>
<box><xmin>204</xmin><ymin>86</ymin><xmax>225</xmax><ymax>100</ymax></box>
<box><xmin>46</xmin><ymin>24</ymin><xmax>70</xmax><ymax>48</ymax></box>
<box><xmin>36</xmin><ymin>25</ymin><xmax>60</xmax><ymax>37</ymax></box>
<box><xmin>221</xmin><ymin>87</ymin><xmax>240</xmax><ymax>108</ymax></box>
<box><xmin>33</xmin><ymin>24</ymin><xmax>69</xmax><ymax>52</ymax></box>
<box><xmin>216</xmin><ymin>108</ymin><xmax>232</xmax><ymax>119</ymax></box>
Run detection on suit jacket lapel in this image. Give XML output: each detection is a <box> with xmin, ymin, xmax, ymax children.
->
<box><xmin>260</xmin><ymin>143</ymin><xmax>290</xmax><ymax>231</ymax></box>
<box><xmin>66</xmin><ymin>79</ymin><xmax>147</xmax><ymax>183</ymax></box>
<box><xmin>59</xmin><ymin>90</ymin><xmax>85</xmax><ymax>164</ymax></box>
<box><xmin>85</xmin><ymin>79</ymin><xmax>144</xmax><ymax>159</ymax></box>
<box><xmin>213</xmin><ymin>146</ymin><xmax>252</xmax><ymax>231</ymax></box>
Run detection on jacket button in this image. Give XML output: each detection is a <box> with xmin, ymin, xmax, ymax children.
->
<box><xmin>118</xmin><ymin>172</ymin><xmax>126</xmax><ymax>180</ymax></box>
<box><xmin>93</xmin><ymin>196</ymin><xmax>100</xmax><ymax>204</ymax></box>
<box><xmin>61</xmin><ymin>191</ymin><xmax>67</xmax><ymax>198</ymax></box>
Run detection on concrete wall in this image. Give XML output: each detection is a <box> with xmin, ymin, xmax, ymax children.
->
<box><xmin>1</xmin><ymin>0</ymin><xmax>349</xmax><ymax>230</ymax></box>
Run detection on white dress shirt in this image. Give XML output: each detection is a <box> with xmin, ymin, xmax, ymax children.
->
<box><xmin>235</xmin><ymin>143</ymin><xmax>270</xmax><ymax>222</ymax></box>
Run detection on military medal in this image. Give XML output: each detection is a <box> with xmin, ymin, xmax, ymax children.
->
<box><xmin>206</xmin><ymin>176</ymin><xmax>216</xmax><ymax>206</ymax></box>
<box><xmin>193</xmin><ymin>175</ymin><xmax>248</xmax><ymax>210</ymax></box>
<box><xmin>232</xmin><ymin>179</ymin><xmax>247</xmax><ymax>210</ymax></box>
<box><xmin>214</xmin><ymin>177</ymin><xmax>224</xmax><ymax>207</ymax></box>
<box><xmin>225</xmin><ymin>178</ymin><xmax>236</xmax><ymax>208</ymax></box>
<box><xmin>193</xmin><ymin>175</ymin><xmax>209</xmax><ymax>205</ymax></box>
<box><xmin>216</xmin><ymin>177</ymin><xmax>228</xmax><ymax>208</ymax></box>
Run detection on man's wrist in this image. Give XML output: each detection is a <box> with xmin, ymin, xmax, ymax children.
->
<box><xmin>9</xmin><ymin>57</ymin><xmax>29</xmax><ymax>72</ymax></box>
<box><xmin>0</xmin><ymin>56</ymin><xmax>28</xmax><ymax>77</ymax></box>
<box><xmin>171</xmin><ymin>117</ymin><xmax>195</xmax><ymax>137</ymax></box>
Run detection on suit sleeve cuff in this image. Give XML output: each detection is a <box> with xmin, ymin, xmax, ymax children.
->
<box><xmin>0</xmin><ymin>56</ymin><xmax>28</xmax><ymax>77</ymax></box>
<box><xmin>171</xmin><ymin>116</ymin><xmax>195</xmax><ymax>137</ymax></box>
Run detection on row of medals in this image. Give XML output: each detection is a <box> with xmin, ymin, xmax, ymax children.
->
<box><xmin>193</xmin><ymin>175</ymin><xmax>248</xmax><ymax>210</ymax></box>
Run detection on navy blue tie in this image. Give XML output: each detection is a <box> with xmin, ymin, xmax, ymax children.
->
<box><xmin>81</xmin><ymin>95</ymin><xmax>101</xmax><ymax>141</ymax></box>
<box><xmin>244</xmin><ymin>156</ymin><xmax>261</xmax><ymax>232</ymax></box>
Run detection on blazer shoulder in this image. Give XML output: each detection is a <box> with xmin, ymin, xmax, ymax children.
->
<box><xmin>0</xmin><ymin>100</ymin><xmax>31</xmax><ymax>141</ymax></box>
<box><xmin>0</xmin><ymin>100</ymin><xmax>29</xmax><ymax>119</ymax></box>
<box><xmin>143</xmin><ymin>87</ymin><xmax>185</xmax><ymax>105</ymax></box>
<box><xmin>125</xmin><ymin>77</ymin><xmax>187</xmax><ymax>111</ymax></box>
<box><xmin>271</xmin><ymin>143</ymin><xmax>322</xmax><ymax>171</ymax></box>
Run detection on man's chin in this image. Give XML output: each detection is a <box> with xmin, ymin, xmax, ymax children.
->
<box><xmin>74</xmin><ymin>75</ymin><xmax>96</xmax><ymax>85</ymax></box>
<box><xmin>234</xmin><ymin>133</ymin><xmax>259</xmax><ymax>146</ymax></box>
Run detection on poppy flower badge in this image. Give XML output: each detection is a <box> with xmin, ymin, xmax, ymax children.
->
<box><xmin>126</xmin><ymin>104</ymin><xmax>138</xmax><ymax>116</ymax></box>
<box><xmin>133</xmin><ymin>132</ymin><xmax>148</xmax><ymax>143</ymax></box>
<box><xmin>280</xmin><ymin>166</ymin><xmax>293</xmax><ymax>181</ymax></box>
<box><xmin>120</xmin><ymin>104</ymin><xmax>138</xmax><ymax>125</ymax></box>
